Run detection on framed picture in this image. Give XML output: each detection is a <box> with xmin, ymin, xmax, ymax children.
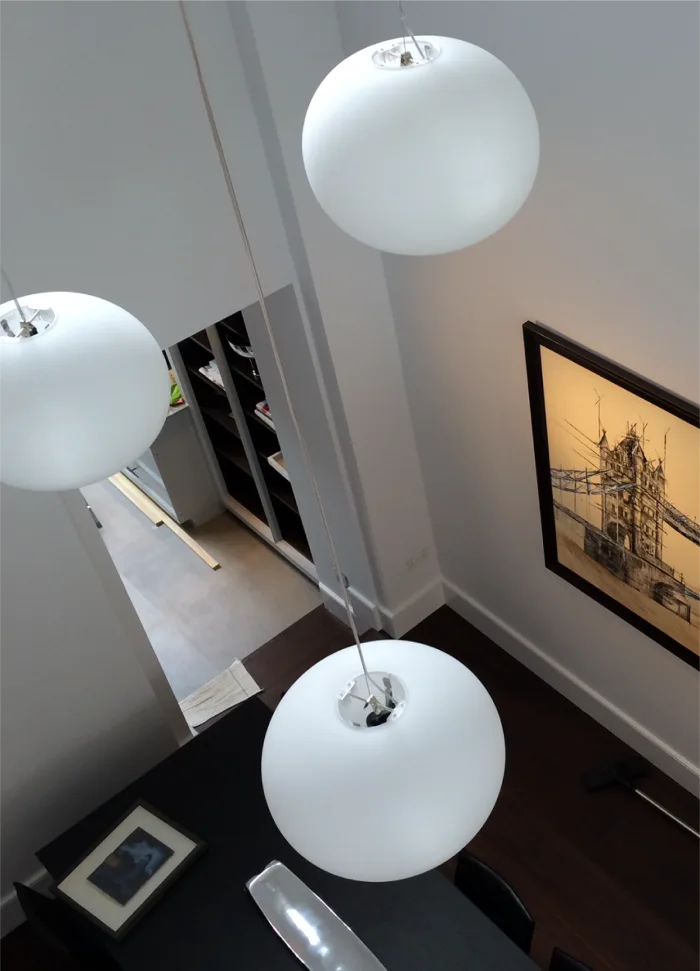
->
<box><xmin>51</xmin><ymin>801</ymin><xmax>205</xmax><ymax>939</ymax></box>
<box><xmin>523</xmin><ymin>321</ymin><xmax>699</xmax><ymax>669</ymax></box>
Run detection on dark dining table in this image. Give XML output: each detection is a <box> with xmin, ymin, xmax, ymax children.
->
<box><xmin>38</xmin><ymin>698</ymin><xmax>537</xmax><ymax>970</ymax></box>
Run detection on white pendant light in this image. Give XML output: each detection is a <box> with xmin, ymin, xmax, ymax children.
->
<box><xmin>0</xmin><ymin>291</ymin><xmax>170</xmax><ymax>491</ymax></box>
<box><xmin>178</xmin><ymin>1</ymin><xmax>507</xmax><ymax>882</ymax></box>
<box><xmin>262</xmin><ymin>640</ymin><xmax>505</xmax><ymax>882</ymax></box>
<box><xmin>303</xmin><ymin>33</ymin><xmax>539</xmax><ymax>255</ymax></box>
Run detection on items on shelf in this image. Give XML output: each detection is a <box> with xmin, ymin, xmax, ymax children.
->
<box><xmin>267</xmin><ymin>451</ymin><xmax>289</xmax><ymax>482</ymax></box>
<box><xmin>227</xmin><ymin>340</ymin><xmax>255</xmax><ymax>359</ymax></box>
<box><xmin>176</xmin><ymin>314</ymin><xmax>312</xmax><ymax>565</ymax></box>
<box><xmin>255</xmin><ymin>400</ymin><xmax>276</xmax><ymax>431</ymax></box>
<box><xmin>199</xmin><ymin>360</ymin><xmax>224</xmax><ymax>389</ymax></box>
<box><xmin>169</xmin><ymin>369</ymin><xmax>184</xmax><ymax>407</ymax></box>
<box><xmin>228</xmin><ymin>340</ymin><xmax>261</xmax><ymax>382</ymax></box>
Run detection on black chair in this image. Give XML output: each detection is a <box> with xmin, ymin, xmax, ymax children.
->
<box><xmin>550</xmin><ymin>947</ymin><xmax>594</xmax><ymax>971</ymax></box>
<box><xmin>453</xmin><ymin>851</ymin><xmax>535</xmax><ymax>954</ymax></box>
<box><xmin>14</xmin><ymin>882</ymin><xmax>118</xmax><ymax>970</ymax></box>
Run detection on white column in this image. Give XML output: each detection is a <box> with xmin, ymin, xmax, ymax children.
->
<box><xmin>0</xmin><ymin>486</ymin><xmax>181</xmax><ymax>931</ymax></box>
<box><xmin>232</xmin><ymin>1</ymin><xmax>442</xmax><ymax>634</ymax></box>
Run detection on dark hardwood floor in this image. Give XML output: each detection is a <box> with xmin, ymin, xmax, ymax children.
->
<box><xmin>3</xmin><ymin>605</ymin><xmax>698</xmax><ymax>971</ymax></box>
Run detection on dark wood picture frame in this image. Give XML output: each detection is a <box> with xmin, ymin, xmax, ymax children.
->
<box><xmin>523</xmin><ymin>320</ymin><xmax>699</xmax><ymax>670</ymax></box>
<box><xmin>50</xmin><ymin>799</ymin><xmax>206</xmax><ymax>940</ymax></box>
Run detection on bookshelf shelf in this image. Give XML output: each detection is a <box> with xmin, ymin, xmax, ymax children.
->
<box><xmin>172</xmin><ymin>306</ymin><xmax>313</xmax><ymax>581</ymax></box>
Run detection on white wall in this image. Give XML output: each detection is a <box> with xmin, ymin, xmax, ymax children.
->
<box><xmin>337</xmin><ymin>1</ymin><xmax>700</xmax><ymax>785</ymax></box>
<box><xmin>0</xmin><ymin>1</ymin><xmax>291</xmax><ymax>348</ymax></box>
<box><xmin>1</xmin><ymin>0</ymin><xmax>437</xmax><ymax>632</ymax></box>
<box><xmin>0</xmin><ymin>487</ymin><xmax>180</xmax><ymax>930</ymax></box>
<box><xmin>0</xmin><ymin>0</ymin><xmax>380</xmax><ymax>615</ymax></box>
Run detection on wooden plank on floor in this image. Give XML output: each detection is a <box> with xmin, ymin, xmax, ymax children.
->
<box><xmin>161</xmin><ymin>515</ymin><xmax>221</xmax><ymax>571</ymax></box>
<box><xmin>108</xmin><ymin>473</ymin><xmax>220</xmax><ymax>570</ymax></box>
<box><xmin>108</xmin><ymin>473</ymin><xmax>164</xmax><ymax>526</ymax></box>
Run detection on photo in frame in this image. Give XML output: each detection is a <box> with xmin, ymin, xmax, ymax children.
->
<box><xmin>523</xmin><ymin>321</ymin><xmax>699</xmax><ymax>669</ymax></box>
<box><xmin>51</xmin><ymin>800</ymin><xmax>205</xmax><ymax>939</ymax></box>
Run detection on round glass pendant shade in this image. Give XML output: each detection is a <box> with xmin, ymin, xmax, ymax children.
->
<box><xmin>0</xmin><ymin>292</ymin><xmax>170</xmax><ymax>491</ymax></box>
<box><xmin>302</xmin><ymin>36</ymin><xmax>539</xmax><ymax>256</ymax></box>
<box><xmin>262</xmin><ymin>640</ymin><xmax>505</xmax><ymax>882</ymax></box>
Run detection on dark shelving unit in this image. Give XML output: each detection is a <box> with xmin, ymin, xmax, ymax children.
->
<box><xmin>218</xmin><ymin>312</ymin><xmax>248</xmax><ymax>345</ymax></box>
<box><xmin>204</xmin><ymin>419</ymin><xmax>251</xmax><ymax>478</ymax></box>
<box><xmin>199</xmin><ymin>405</ymin><xmax>242</xmax><ymax>440</ymax></box>
<box><xmin>169</xmin><ymin>310</ymin><xmax>314</xmax><ymax>579</ymax></box>
<box><xmin>188</xmin><ymin>330</ymin><xmax>212</xmax><ymax>354</ymax></box>
<box><xmin>187</xmin><ymin>366</ymin><xmax>228</xmax><ymax>399</ymax></box>
<box><xmin>262</xmin><ymin>466</ymin><xmax>298</xmax><ymax>515</ymax></box>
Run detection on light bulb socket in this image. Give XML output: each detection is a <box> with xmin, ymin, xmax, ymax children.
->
<box><xmin>0</xmin><ymin>303</ymin><xmax>57</xmax><ymax>340</ymax></box>
<box><xmin>372</xmin><ymin>39</ymin><xmax>440</xmax><ymax>70</ymax></box>
<box><xmin>337</xmin><ymin>671</ymin><xmax>407</xmax><ymax>729</ymax></box>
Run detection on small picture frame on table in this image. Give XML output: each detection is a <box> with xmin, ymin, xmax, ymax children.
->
<box><xmin>51</xmin><ymin>800</ymin><xmax>205</xmax><ymax>939</ymax></box>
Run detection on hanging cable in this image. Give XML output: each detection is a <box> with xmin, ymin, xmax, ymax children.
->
<box><xmin>0</xmin><ymin>263</ymin><xmax>29</xmax><ymax>327</ymax></box>
<box><xmin>398</xmin><ymin>0</ymin><xmax>426</xmax><ymax>61</ymax></box>
<box><xmin>178</xmin><ymin>2</ymin><xmax>391</xmax><ymax>708</ymax></box>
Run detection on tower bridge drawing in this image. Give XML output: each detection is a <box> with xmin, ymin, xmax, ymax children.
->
<box><xmin>551</xmin><ymin>419</ymin><xmax>700</xmax><ymax>647</ymax></box>
<box><xmin>528</xmin><ymin>331</ymin><xmax>699</xmax><ymax>660</ymax></box>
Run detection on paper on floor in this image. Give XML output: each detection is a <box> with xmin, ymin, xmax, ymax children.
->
<box><xmin>179</xmin><ymin>659</ymin><xmax>261</xmax><ymax>729</ymax></box>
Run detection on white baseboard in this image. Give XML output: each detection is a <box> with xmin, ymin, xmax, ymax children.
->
<box><xmin>444</xmin><ymin>579</ymin><xmax>700</xmax><ymax>795</ymax></box>
<box><xmin>319</xmin><ymin>583</ymin><xmax>382</xmax><ymax>633</ymax></box>
<box><xmin>320</xmin><ymin>578</ymin><xmax>445</xmax><ymax>639</ymax></box>
<box><xmin>1</xmin><ymin>867</ymin><xmax>51</xmax><ymax>937</ymax></box>
<box><xmin>380</xmin><ymin>579</ymin><xmax>446</xmax><ymax>639</ymax></box>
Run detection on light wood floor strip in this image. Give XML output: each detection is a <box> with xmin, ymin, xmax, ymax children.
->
<box><xmin>161</xmin><ymin>515</ymin><xmax>220</xmax><ymax>571</ymax></box>
<box><xmin>108</xmin><ymin>473</ymin><xmax>220</xmax><ymax>570</ymax></box>
<box><xmin>108</xmin><ymin>473</ymin><xmax>164</xmax><ymax>525</ymax></box>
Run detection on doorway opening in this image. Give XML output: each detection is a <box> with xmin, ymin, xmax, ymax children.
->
<box><xmin>82</xmin><ymin>303</ymin><xmax>320</xmax><ymax>724</ymax></box>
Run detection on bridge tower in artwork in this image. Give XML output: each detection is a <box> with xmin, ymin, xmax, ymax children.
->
<box><xmin>599</xmin><ymin>425</ymin><xmax>666</xmax><ymax>562</ymax></box>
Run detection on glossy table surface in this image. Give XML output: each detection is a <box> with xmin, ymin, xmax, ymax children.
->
<box><xmin>38</xmin><ymin>699</ymin><xmax>537</xmax><ymax>970</ymax></box>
